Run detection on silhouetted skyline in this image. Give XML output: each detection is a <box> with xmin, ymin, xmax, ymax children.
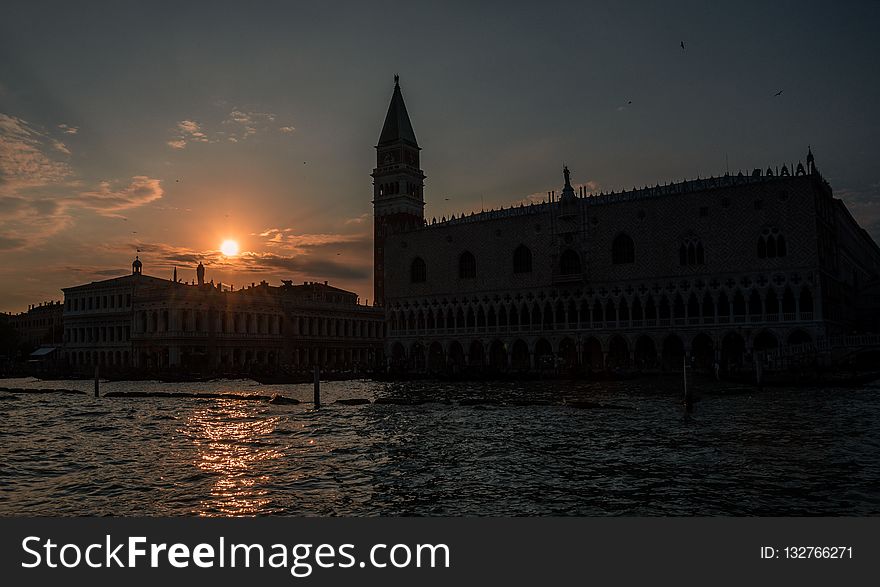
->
<box><xmin>1</xmin><ymin>0</ymin><xmax>879</xmax><ymax>311</ymax></box>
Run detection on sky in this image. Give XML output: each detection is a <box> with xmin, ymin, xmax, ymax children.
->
<box><xmin>1</xmin><ymin>0</ymin><xmax>879</xmax><ymax>312</ymax></box>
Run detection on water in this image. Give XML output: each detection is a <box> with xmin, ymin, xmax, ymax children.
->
<box><xmin>1</xmin><ymin>376</ymin><xmax>878</xmax><ymax>516</ymax></box>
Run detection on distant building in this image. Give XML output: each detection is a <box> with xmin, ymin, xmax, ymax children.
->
<box><xmin>373</xmin><ymin>79</ymin><xmax>880</xmax><ymax>373</ymax></box>
<box><xmin>62</xmin><ymin>257</ymin><xmax>384</xmax><ymax>373</ymax></box>
<box><xmin>4</xmin><ymin>301</ymin><xmax>64</xmax><ymax>348</ymax></box>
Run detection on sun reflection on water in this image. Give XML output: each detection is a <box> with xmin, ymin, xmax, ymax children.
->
<box><xmin>183</xmin><ymin>401</ymin><xmax>283</xmax><ymax>516</ymax></box>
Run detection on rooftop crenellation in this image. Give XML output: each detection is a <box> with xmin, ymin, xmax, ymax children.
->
<box><xmin>414</xmin><ymin>152</ymin><xmax>822</xmax><ymax>233</ymax></box>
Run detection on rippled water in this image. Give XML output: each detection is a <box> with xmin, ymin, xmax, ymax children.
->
<box><xmin>1</xmin><ymin>376</ymin><xmax>879</xmax><ymax>516</ymax></box>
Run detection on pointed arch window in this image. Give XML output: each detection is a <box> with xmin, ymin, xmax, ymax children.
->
<box><xmin>679</xmin><ymin>237</ymin><xmax>705</xmax><ymax>266</ymax></box>
<box><xmin>758</xmin><ymin>227</ymin><xmax>787</xmax><ymax>259</ymax></box>
<box><xmin>612</xmin><ymin>233</ymin><xmax>635</xmax><ymax>264</ymax></box>
<box><xmin>513</xmin><ymin>244</ymin><xmax>532</xmax><ymax>274</ymax></box>
<box><xmin>459</xmin><ymin>251</ymin><xmax>476</xmax><ymax>279</ymax></box>
<box><xmin>410</xmin><ymin>257</ymin><xmax>426</xmax><ymax>283</ymax></box>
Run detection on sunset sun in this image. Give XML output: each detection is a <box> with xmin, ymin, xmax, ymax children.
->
<box><xmin>220</xmin><ymin>239</ymin><xmax>240</xmax><ymax>256</ymax></box>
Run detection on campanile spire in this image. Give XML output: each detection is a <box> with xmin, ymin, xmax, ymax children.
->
<box><xmin>371</xmin><ymin>76</ymin><xmax>426</xmax><ymax>306</ymax></box>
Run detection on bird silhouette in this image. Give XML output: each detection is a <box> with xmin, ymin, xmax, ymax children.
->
<box><xmin>680</xmin><ymin>41</ymin><xmax>685</xmax><ymax>50</ymax></box>
<box><xmin>773</xmin><ymin>89</ymin><xmax>784</xmax><ymax>97</ymax></box>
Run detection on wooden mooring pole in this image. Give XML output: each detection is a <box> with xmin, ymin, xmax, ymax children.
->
<box><xmin>683</xmin><ymin>354</ymin><xmax>692</xmax><ymax>412</ymax></box>
<box><xmin>94</xmin><ymin>364</ymin><xmax>100</xmax><ymax>398</ymax></box>
<box><xmin>313</xmin><ymin>365</ymin><xmax>321</xmax><ymax>408</ymax></box>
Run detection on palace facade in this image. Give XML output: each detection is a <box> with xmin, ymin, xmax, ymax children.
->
<box><xmin>62</xmin><ymin>258</ymin><xmax>384</xmax><ymax>374</ymax></box>
<box><xmin>373</xmin><ymin>79</ymin><xmax>880</xmax><ymax>373</ymax></box>
<box><xmin>3</xmin><ymin>301</ymin><xmax>64</xmax><ymax>349</ymax></box>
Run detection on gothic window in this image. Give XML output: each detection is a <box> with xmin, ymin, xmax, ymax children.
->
<box><xmin>410</xmin><ymin>257</ymin><xmax>426</xmax><ymax>283</ymax></box>
<box><xmin>459</xmin><ymin>251</ymin><xmax>476</xmax><ymax>279</ymax></box>
<box><xmin>559</xmin><ymin>249</ymin><xmax>581</xmax><ymax>275</ymax></box>
<box><xmin>757</xmin><ymin>228</ymin><xmax>787</xmax><ymax>259</ymax></box>
<box><xmin>612</xmin><ymin>233</ymin><xmax>635</xmax><ymax>264</ymax></box>
<box><xmin>679</xmin><ymin>238</ymin><xmax>705</xmax><ymax>266</ymax></box>
<box><xmin>513</xmin><ymin>244</ymin><xmax>532</xmax><ymax>274</ymax></box>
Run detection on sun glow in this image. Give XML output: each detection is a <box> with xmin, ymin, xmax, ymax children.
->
<box><xmin>220</xmin><ymin>239</ymin><xmax>240</xmax><ymax>256</ymax></box>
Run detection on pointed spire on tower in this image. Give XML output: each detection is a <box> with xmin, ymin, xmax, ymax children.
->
<box><xmin>378</xmin><ymin>75</ymin><xmax>418</xmax><ymax>147</ymax></box>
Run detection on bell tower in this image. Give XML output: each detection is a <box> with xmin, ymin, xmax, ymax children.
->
<box><xmin>372</xmin><ymin>75</ymin><xmax>425</xmax><ymax>306</ymax></box>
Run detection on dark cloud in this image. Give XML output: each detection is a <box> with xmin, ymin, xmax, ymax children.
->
<box><xmin>93</xmin><ymin>268</ymin><xmax>129</xmax><ymax>277</ymax></box>
<box><xmin>0</xmin><ymin>235</ymin><xmax>26</xmax><ymax>250</ymax></box>
<box><xmin>241</xmin><ymin>252</ymin><xmax>370</xmax><ymax>280</ymax></box>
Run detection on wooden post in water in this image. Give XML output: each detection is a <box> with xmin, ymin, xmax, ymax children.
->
<box><xmin>683</xmin><ymin>355</ymin><xmax>687</xmax><ymax>398</ymax></box>
<box><xmin>94</xmin><ymin>364</ymin><xmax>100</xmax><ymax>398</ymax></box>
<box><xmin>313</xmin><ymin>365</ymin><xmax>321</xmax><ymax>408</ymax></box>
<box><xmin>683</xmin><ymin>354</ymin><xmax>692</xmax><ymax>412</ymax></box>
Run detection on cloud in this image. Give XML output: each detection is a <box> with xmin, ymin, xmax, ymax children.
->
<box><xmin>177</xmin><ymin>120</ymin><xmax>200</xmax><ymax>134</ymax></box>
<box><xmin>167</xmin><ymin>106</ymin><xmax>294</xmax><ymax>149</ymax></box>
<box><xmin>240</xmin><ymin>252</ymin><xmax>370</xmax><ymax>280</ymax></box>
<box><xmin>255</xmin><ymin>228</ymin><xmax>368</xmax><ymax>254</ymax></box>
<box><xmin>57</xmin><ymin>124</ymin><xmax>78</xmax><ymax>135</ymax></box>
<box><xmin>92</xmin><ymin>268</ymin><xmax>130</xmax><ymax>277</ymax></box>
<box><xmin>1</xmin><ymin>113</ymin><xmax>164</xmax><ymax>249</ymax></box>
<box><xmin>0</xmin><ymin>113</ymin><xmax>73</xmax><ymax>196</ymax></box>
<box><xmin>51</xmin><ymin>139</ymin><xmax>71</xmax><ymax>155</ymax></box>
<box><xmin>344</xmin><ymin>213</ymin><xmax>370</xmax><ymax>225</ymax></box>
<box><xmin>222</xmin><ymin>108</ymin><xmax>279</xmax><ymax>142</ymax></box>
<box><xmin>166</xmin><ymin>119</ymin><xmax>211</xmax><ymax>149</ymax></box>
<box><xmin>0</xmin><ymin>195</ymin><xmax>74</xmax><ymax>249</ymax></box>
<box><xmin>76</xmin><ymin>176</ymin><xmax>164</xmax><ymax>215</ymax></box>
<box><xmin>120</xmin><ymin>222</ymin><xmax>373</xmax><ymax>284</ymax></box>
<box><xmin>578</xmin><ymin>181</ymin><xmax>601</xmax><ymax>194</ymax></box>
<box><xmin>0</xmin><ymin>114</ymin><xmax>77</xmax><ymax>247</ymax></box>
<box><xmin>116</xmin><ymin>240</ymin><xmax>371</xmax><ymax>283</ymax></box>
<box><xmin>0</xmin><ymin>234</ymin><xmax>27</xmax><ymax>251</ymax></box>
<box><xmin>225</xmin><ymin>109</ymin><xmax>275</xmax><ymax>126</ymax></box>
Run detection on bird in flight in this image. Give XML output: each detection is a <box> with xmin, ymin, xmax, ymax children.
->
<box><xmin>773</xmin><ymin>89</ymin><xmax>784</xmax><ymax>97</ymax></box>
<box><xmin>680</xmin><ymin>41</ymin><xmax>685</xmax><ymax>50</ymax></box>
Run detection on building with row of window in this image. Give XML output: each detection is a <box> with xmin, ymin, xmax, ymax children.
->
<box><xmin>1</xmin><ymin>301</ymin><xmax>64</xmax><ymax>349</ymax></box>
<box><xmin>62</xmin><ymin>258</ymin><xmax>384</xmax><ymax>374</ymax></box>
<box><xmin>372</xmin><ymin>78</ymin><xmax>880</xmax><ymax>373</ymax></box>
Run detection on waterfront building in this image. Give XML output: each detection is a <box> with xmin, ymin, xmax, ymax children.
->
<box><xmin>62</xmin><ymin>258</ymin><xmax>384</xmax><ymax>373</ymax></box>
<box><xmin>4</xmin><ymin>301</ymin><xmax>64</xmax><ymax>349</ymax></box>
<box><xmin>373</xmin><ymin>79</ymin><xmax>880</xmax><ymax>373</ymax></box>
